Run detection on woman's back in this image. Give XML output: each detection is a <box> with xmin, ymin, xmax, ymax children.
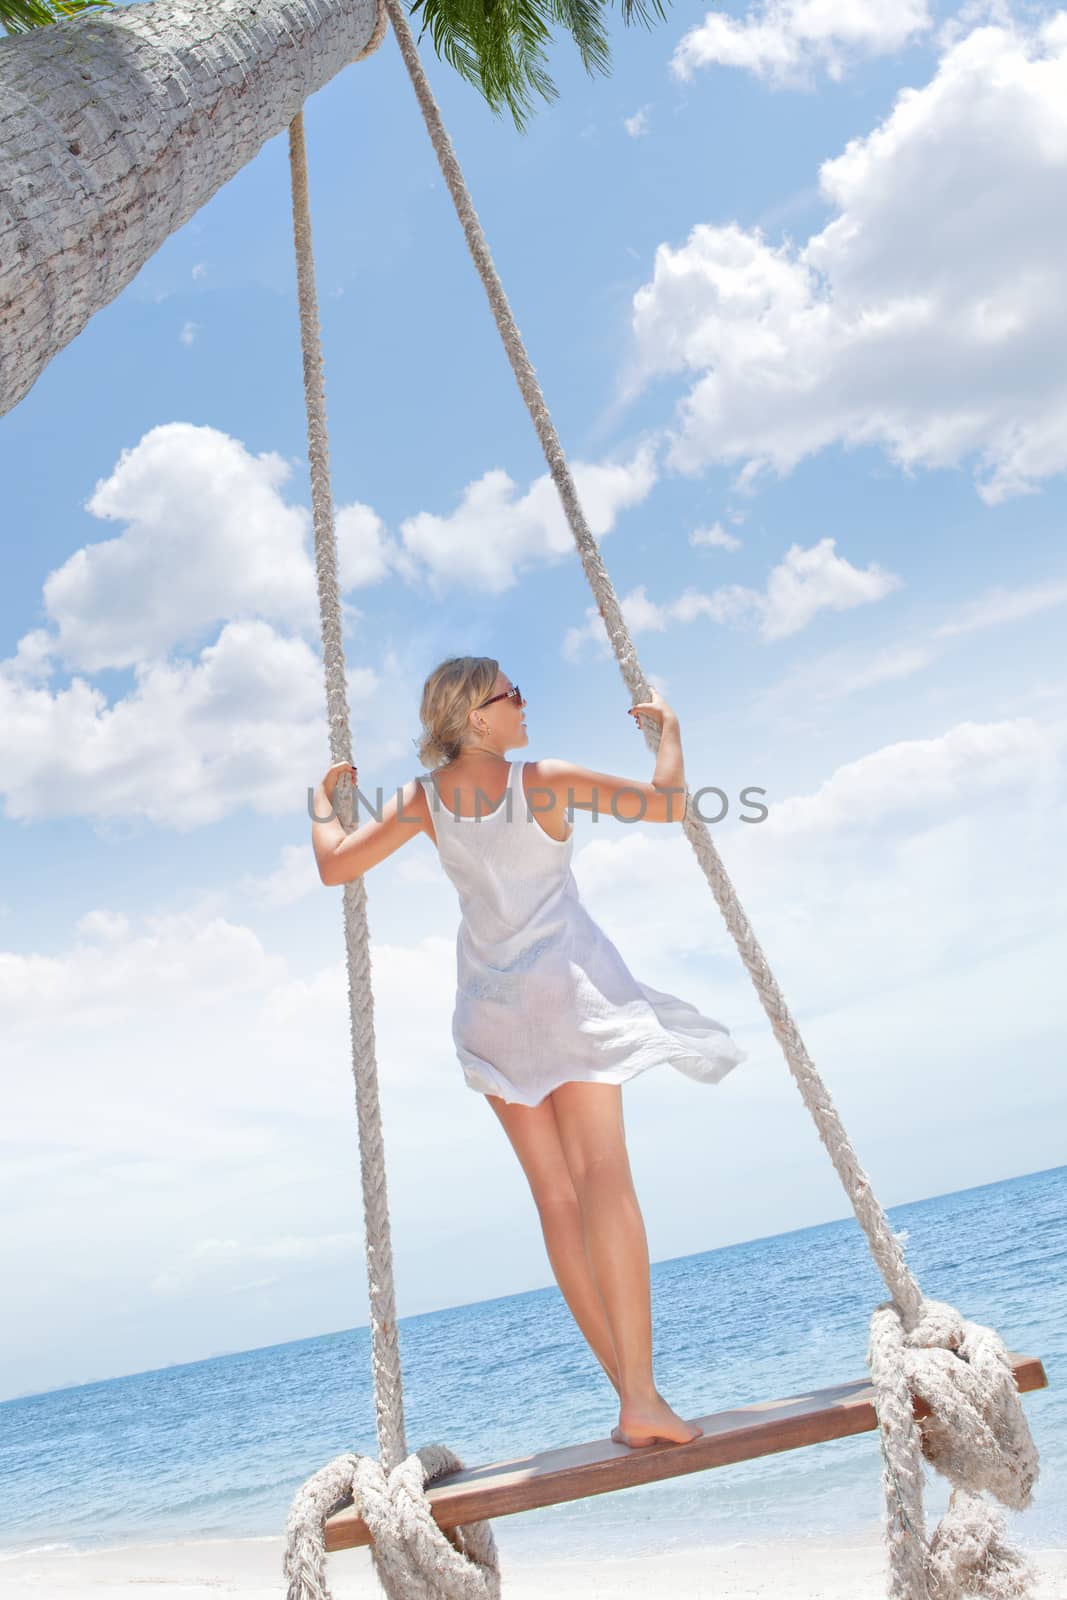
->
<box><xmin>425</xmin><ymin>756</ymin><xmax>571</xmax><ymax>836</ymax></box>
<box><xmin>418</xmin><ymin>758</ymin><xmax>576</xmax><ymax>949</ymax></box>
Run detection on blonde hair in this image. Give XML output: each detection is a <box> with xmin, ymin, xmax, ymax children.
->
<box><xmin>415</xmin><ymin>656</ymin><xmax>500</xmax><ymax>769</ymax></box>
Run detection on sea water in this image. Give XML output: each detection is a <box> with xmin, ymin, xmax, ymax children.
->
<box><xmin>1</xmin><ymin>1164</ymin><xmax>1063</xmax><ymax>1564</ymax></box>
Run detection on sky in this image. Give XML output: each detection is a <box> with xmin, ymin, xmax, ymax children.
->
<box><xmin>1</xmin><ymin>0</ymin><xmax>1066</xmax><ymax>1402</ymax></box>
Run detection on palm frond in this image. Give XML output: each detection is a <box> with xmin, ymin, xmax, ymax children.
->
<box><xmin>609</xmin><ymin>0</ymin><xmax>668</xmax><ymax>31</ymax></box>
<box><xmin>411</xmin><ymin>0</ymin><xmax>550</xmax><ymax>132</ymax></box>
<box><xmin>546</xmin><ymin>0</ymin><xmax>611</xmax><ymax>78</ymax></box>
<box><xmin>0</xmin><ymin>0</ymin><xmax>110</xmax><ymax>36</ymax></box>
<box><xmin>409</xmin><ymin>0</ymin><xmax>674</xmax><ymax>133</ymax></box>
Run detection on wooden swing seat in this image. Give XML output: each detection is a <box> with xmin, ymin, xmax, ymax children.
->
<box><xmin>324</xmin><ymin>1350</ymin><xmax>1047</xmax><ymax>1551</ymax></box>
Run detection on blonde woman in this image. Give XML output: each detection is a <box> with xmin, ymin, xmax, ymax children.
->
<box><xmin>311</xmin><ymin>656</ymin><xmax>746</xmax><ymax>1448</ymax></box>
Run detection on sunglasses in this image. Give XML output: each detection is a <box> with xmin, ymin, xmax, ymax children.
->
<box><xmin>475</xmin><ymin>683</ymin><xmax>524</xmax><ymax>710</ymax></box>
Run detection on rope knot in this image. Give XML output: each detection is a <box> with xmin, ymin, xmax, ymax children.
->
<box><xmin>284</xmin><ymin>1444</ymin><xmax>501</xmax><ymax>1600</ymax></box>
<box><xmin>926</xmin><ymin>1488</ymin><xmax>1038</xmax><ymax>1600</ymax></box>
<box><xmin>868</xmin><ymin>1298</ymin><xmax>1040</xmax><ymax>1600</ymax></box>
<box><xmin>900</xmin><ymin>1299</ymin><xmax>1039</xmax><ymax>1507</ymax></box>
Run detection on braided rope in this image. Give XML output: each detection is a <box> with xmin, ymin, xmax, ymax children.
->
<box><xmin>381</xmin><ymin>4</ymin><xmax>1043</xmax><ymax>1593</ymax></box>
<box><xmin>287</xmin><ymin>102</ymin><xmax>408</xmax><ymax>1479</ymax></box>
<box><xmin>283</xmin><ymin>41</ymin><xmax>501</xmax><ymax>1596</ymax></box>
<box><xmin>284</xmin><ymin>1447</ymin><xmax>500</xmax><ymax>1600</ymax></box>
<box><xmin>383</xmin><ymin>0</ymin><xmax>923</xmax><ymax>1324</ymax></box>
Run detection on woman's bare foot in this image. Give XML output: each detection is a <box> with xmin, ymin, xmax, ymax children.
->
<box><xmin>611</xmin><ymin>1390</ymin><xmax>703</xmax><ymax>1448</ymax></box>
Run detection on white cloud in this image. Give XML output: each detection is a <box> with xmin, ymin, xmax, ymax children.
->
<box><xmin>191</xmin><ymin>262</ymin><xmax>207</xmax><ymax>281</ymax></box>
<box><xmin>398</xmin><ymin>445</ymin><xmax>658</xmax><ymax>594</ymax></box>
<box><xmin>240</xmin><ymin>843</ymin><xmax>322</xmax><ymax>908</ymax></box>
<box><xmin>152</xmin><ymin>1232</ymin><xmax>362</xmax><ymax>1298</ymax></box>
<box><xmin>759</xmin><ymin>715</ymin><xmax>1063</xmax><ymax>838</ymax></box>
<box><xmin>671</xmin><ymin>0</ymin><xmax>931</xmax><ymax>89</ymax></box>
<box><xmin>0</xmin><ymin>911</ymin><xmax>462</xmax><ymax>1193</ymax></box>
<box><xmin>0</xmin><ymin>422</ymin><xmax>451</xmax><ymax>825</ymax></box>
<box><xmin>563</xmin><ymin>537</ymin><xmax>900</xmax><ymax>658</ymax></box>
<box><xmin>0</xmin><ymin>909</ymin><xmax>287</xmax><ymax>1034</ymax></box>
<box><xmin>625</xmin><ymin>105</ymin><xmax>651</xmax><ymax>137</ymax></box>
<box><xmin>0</xmin><ymin>619</ymin><xmax>380</xmax><ymax>825</ymax></box>
<box><xmin>336</xmin><ymin>501</ymin><xmax>410</xmax><ymax>588</ymax></box>
<box><xmin>690</xmin><ymin>521</ymin><xmax>742</xmax><ymax>551</ymax></box>
<box><xmin>20</xmin><ymin>426</ymin><xmax>658</xmax><ymax>749</ymax></box>
<box><xmin>179</xmin><ymin>321</ymin><xmax>198</xmax><ymax>347</ymax></box>
<box><xmin>562</xmin><ymin>584</ymin><xmax>708</xmax><ymax>659</ymax></box>
<box><xmin>47</xmin><ymin>423</ymin><xmax>319</xmax><ymax>671</ymax></box>
<box><xmin>863</xmin><ymin>641</ymin><xmax>939</xmax><ymax>695</ymax></box>
<box><xmin>634</xmin><ymin>17</ymin><xmax>1067</xmax><ymax>503</ymax></box>
<box><xmin>5</xmin><ymin>628</ymin><xmax>54</xmax><ymax>683</ymax></box>
<box><xmin>37</xmin><ymin>425</ymin><xmax>411</xmax><ymax>677</ymax></box>
<box><xmin>754</xmin><ymin>572</ymin><xmax>1067</xmax><ymax>718</ymax></box>
<box><xmin>936</xmin><ymin>0</ymin><xmax>1017</xmax><ymax>52</ymax></box>
<box><xmin>570</xmin><ymin>710</ymin><xmax>1067</xmax><ymax>999</ymax></box>
<box><xmin>0</xmin><ymin>834</ymin><xmax>543</xmax><ymax>1399</ymax></box>
<box><xmin>759</xmin><ymin>537</ymin><xmax>902</xmax><ymax>637</ymax></box>
<box><xmin>931</xmin><ymin>577</ymin><xmax>1067</xmax><ymax>639</ymax></box>
<box><xmin>758</xmin><ymin>640</ymin><xmax>939</xmax><ymax>717</ymax></box>
<box><xmin>1</xmin><ymin>911</ymin><xmax>458</xmax><ymax>1129</ymax></box>
<box><xmin>0</xmin><ymin>420</ymin><xmax>644</xmax><ymax>828</ymax></box>
<box><xmin>75</xmin><ymin>909</ymin><xmax>131</xmax><ymax>943</ymax></box>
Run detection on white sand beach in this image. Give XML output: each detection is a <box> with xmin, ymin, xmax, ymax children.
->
<box><xmin>9</xmin><ymin>1533</ymin><xmax>1067</xmax><ymax>1598</ymax></box>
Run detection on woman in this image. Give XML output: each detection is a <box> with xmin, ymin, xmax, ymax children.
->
<box><xmin>311</xmin><ymin>657</ymin><xmax>747</xmax><ymax>1448</ymax></box>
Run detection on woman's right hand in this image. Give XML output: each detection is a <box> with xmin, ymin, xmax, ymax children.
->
<box><xmin>627</xmin><ymin>687</ymin><xmax>676</xmax><ymax>729</ymax></box>
<box><xmin>321</xmin><ymin>760</ymin><xmax>357</xmax><ymax>806</ymax></box>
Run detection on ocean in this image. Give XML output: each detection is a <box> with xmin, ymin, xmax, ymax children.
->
<box><xmin>1</xmin><ymin>1163</ymin><xmax>1063</xmax><ymax>1567</ymax></box>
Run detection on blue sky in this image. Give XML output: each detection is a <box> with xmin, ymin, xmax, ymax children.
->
<box><xmin>2</xmin><ymin>0</ymin><xmax>1066</xmax><ymax>1400</ymax></box>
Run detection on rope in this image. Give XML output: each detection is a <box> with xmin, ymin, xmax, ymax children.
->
<box><xmin>869</xmin><ymin>1301</ymin><xmax>1039</xmax><ymax>1599</ymax></box>
<box><xmin>283</xmin><ymin>39</ymin><xmax>500</xmax><ymax>1598</ymax></box>
<box><xmin>287</xmin><ymin>103</ymin><xmax>407</xmax><ymax>1480</ymax></box>
<box><xmin>380</xmin><ymin>2</ymin><xmax>1043</xmax><ymax>1592</ymax></box>
<box><xmin>383</xmin><ymin>0</ymin><xmax>923</xmax><ymax>1325</ymax></box>
<box><xmin>284</xmin><ymin>1447</ymin><xmax>500</xmax><ymax>1600</ymax></box>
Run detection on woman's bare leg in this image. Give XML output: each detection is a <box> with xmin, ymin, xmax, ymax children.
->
<box><xmin>549</xmin><ymin>1081</ymin><xmax>702</xmax><ymax>1447</ymax></box>
<box><xmin>536</xmin><ymin>1195</ymin><xmax>622</xmax><ymax>1395</ymax></box>
<box><xmin>485</xmin><ymin>1093</ymin><xmax>621</xmax><ymax>1394</ymax></box>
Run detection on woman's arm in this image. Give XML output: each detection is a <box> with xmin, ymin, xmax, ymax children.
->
<box><xmin>533</xmin><ymin>689</ymin><xmax>688</xmax><ymax>825</ymax></box>
<box><xmin>648</xmin><ymin>705</ymin><xmax>684</xmax><ymax>794</ymax></box>
<box><xmin>312</xmin><ymin>764</ymin><xmax>430</xmax><ymax>886</ymax></box>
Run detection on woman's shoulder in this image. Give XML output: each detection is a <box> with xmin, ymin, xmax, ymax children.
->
<box><xmin>523</xmin><ymin>756</ymin><xmax>590</xmax><ymax>785</ymax></box>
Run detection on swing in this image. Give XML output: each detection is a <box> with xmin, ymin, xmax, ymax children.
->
<box><xmin>321</xmin><ymin>1355</ymin><xmax>1050</xmax><ymax>1553</ymax></box>
<box><xmin>0</xmin><ymin>0</ymin><xmax>1049</xmax><ymax>1595</ymax></box>
<box><xmin>281</xmin><ymin>5</ymin><xmax>1049</xmax><ymax>1597</ymax></box>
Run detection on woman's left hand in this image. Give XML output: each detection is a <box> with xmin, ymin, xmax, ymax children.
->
<box><xmin>627</xmin><ymin>687</ymin><xmax>676</xmax><ymax>728</ymax></box>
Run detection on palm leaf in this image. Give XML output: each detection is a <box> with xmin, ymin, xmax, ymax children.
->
<box><xmin>410</xmin><ymin>0</ymin><xmax>673</xmax><ymax>132</ymax></box>
<box><xmin>1</xmin><ymin>0</ymin><xmax>110</xmax><ymax>34</ymax></box>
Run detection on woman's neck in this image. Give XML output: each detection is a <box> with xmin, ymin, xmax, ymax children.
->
<box><xmin>449</xmin><ymin>747</ymin><xmax>509</xmax><ymax>765</ymax></box>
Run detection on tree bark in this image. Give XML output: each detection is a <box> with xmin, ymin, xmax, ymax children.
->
<box><xmin>0</xmin><ymin>0</ymin><xmax>384</xmax><ymax>416</ymax></box>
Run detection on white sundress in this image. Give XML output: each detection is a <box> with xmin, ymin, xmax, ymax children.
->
<box><xmin>418</xmin><ymin>758</ymin><xmax>748</xmax><ymax>1107</ymax></box>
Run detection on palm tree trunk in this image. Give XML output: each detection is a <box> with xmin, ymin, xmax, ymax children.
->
<box><xmin>0</xmin><ymin>0</ymin><xmax>383</xmax><ymax>416</ymax></box>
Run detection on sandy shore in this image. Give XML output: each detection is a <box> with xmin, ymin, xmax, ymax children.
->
<box><xmin>8</xmin><ymin>1532</ymin><xmax>1067</xmax><ymax>1598</ymax></box>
